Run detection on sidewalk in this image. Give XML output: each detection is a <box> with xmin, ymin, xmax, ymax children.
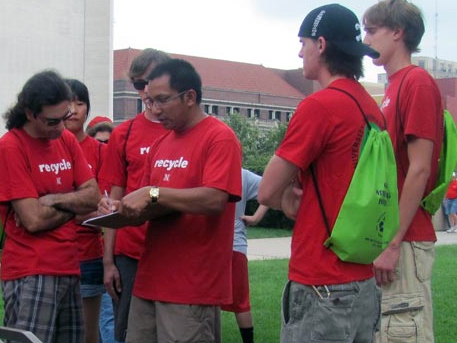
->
<box><xmin>247</xmin><ymin>231</ymin><xmax>457</xmax><ymax>261</ymax></box>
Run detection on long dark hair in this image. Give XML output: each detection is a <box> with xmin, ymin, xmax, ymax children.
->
<box><xmin>3</xmin><ymin>70</ymin><xmax>72</xmax><ymax>130</ymax></box>
<box><xmin>65</xmin><ymin>79</ymin><xmax>91</xmax><ymax>115</ymax></box>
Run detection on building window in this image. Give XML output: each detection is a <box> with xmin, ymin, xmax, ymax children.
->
<box><xmin>254</xmin><ymin>109</ymin><xmax>260</xmax><ymax>119</ymax></box>
<box><xmin>213</xmin><ymin>105</ymin><xmax>219</xmax><ymax>115</ymax></box>
<box><xmin>275</xmin><ymin>111</ymin><xmax>281</xmax><ymax>121</ymax></box>
<box><xmin>233</xmin><ymin>107</ymin><xmax>240</xmax><ymax>114</ymax></box>
<box><xmin>137</xmin><ymin>99</ymin><xmax>143</xmax><ymax>114</ymax></box>
<box><xmin>418</xmin><ymin>60</ymin><xmax>425</xmax><ymax>68</ymax></box>
<box><xmin>268</xmin><ymin>110</ymin><xmax>274</xmax><ymax>120</ymax></box>
<box><xmin>247</xmin><ymin>108</ymin><xmax>252</xmax><ymax>118</ymax></box>
<box><xmin>204</xmin><ymin>104</ymin><xmax>210</xmax><ymax>113</ymax></box>
<box><xmin>226</xmin><ymin>107</ymin><xmax>232</xmax><ymax>115</ymax></box>
<box><xmin>286</xmin><ymin>112</ymin><xmax>293</xmax><ymax>122</ymax></box>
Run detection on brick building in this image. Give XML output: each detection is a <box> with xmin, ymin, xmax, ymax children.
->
<box><xmin>114</xmin><ymin>48</ymin><xmax>457</xmax><ymax>126</ymax></box>
<box><xmin>113</xmin><ymin>48</ymin><xmax>307</xmax><ymax>126</ymax></box>
<box><xmin>436</xmin><ymin>78</ymin><xmax>457</xmax><ymax>118</ymax></box>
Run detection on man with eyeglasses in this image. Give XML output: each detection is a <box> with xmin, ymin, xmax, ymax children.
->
<box><xmin>0</xmin><ymin>69</ymin><xmax>100</xmax><ymax>343</ymax></box>
<box><xmin>98</xmin><ymin>48</ymin><xmax>171</xmax><ymax>343</ymax></box>
<box><xmin>99</xmin><ymin>58</ymin><xmax>242</xmax><ymax>343</ymax></box>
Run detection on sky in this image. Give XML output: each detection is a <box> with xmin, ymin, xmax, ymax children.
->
<box><xmin>113</xmin><ymin>0</ymin><xmax>457</xmax><ymax>83</ymax></box>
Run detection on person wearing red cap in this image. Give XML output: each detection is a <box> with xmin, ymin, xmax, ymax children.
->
<box><xmin>363</xmin><ymin>1</ymin><xmax>443</xmax><ymax>342</ymax></box>
<box><xmin>86</xmin><ymin>116</ymin><xmax>114</xmax><ymax>144</ymax></box>
<box><xmin>259</xmin><ymin>4</ymin><xmax>383</xmax><ymax>342</ymax></box>
<box><xmin>87</xmin><ymin>116</ymin><xmax>112</xmax><ymax>128</ymax></box>
<box><xmin>444</xmin><ymin>174</ymin><xmax>457</xmax><ymax>233</ymax></box>
<box><xmin>98</xmin><ymin>48</ymin><xmax>171</xmax><ymax>342</ymax></box>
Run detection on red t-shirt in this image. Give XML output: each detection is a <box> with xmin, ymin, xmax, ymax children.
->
<box><xmin>133</xmin><ymin>116</ymin><xmax>242</xmax><ymax>305</ymax></box>
<box><xmin>446</xmin><ymin>180</ymin><xmax>457</xmax><ymax>199</ymax></box>
<box><xmin>98</xmin><ymin>113</ymin><xmax>168</xmax><ymax>260</ymax></box>
<box><xmin>77</xmin><ymin>135</ymin><xmax>104</xmax><ymax>261</ymax></box>
<box><xmin>0</xmin><ymin>129</ymin><xmax>94</xmax><ymax>280</ymax></box>
<box><xmin>277</xmin><ymin>79</ymin><xmax>385</xmax><ymax>286</ymax></box>
<box><xmin>381</xmin><ymin>66</ymin><xmax>443</xmax><ymax>242</ymax></box>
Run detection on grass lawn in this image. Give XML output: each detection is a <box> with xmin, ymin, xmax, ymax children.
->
<box><xmin>246</xmin><ymin>226</ymin><xmax>292</xmax><ymax>239</ymax></box>
<box><xmin>222</xmin><ymin>244</ymin><xmax>457</xmax><ymax>343</ymax></box>
<box><xmin>0</xmin><ymin>244</ymin><xmax>454</xmax><ymax>342</ymax></box>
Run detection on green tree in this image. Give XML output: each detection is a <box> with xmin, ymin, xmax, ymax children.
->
<box><xmin>224</xmin><ymin>113</ymin><xmax>294</xmax><ymax>229</ymax></box>
<box><xmin>223</xmin><ymin>113</ymin><xmax>287</xmax><ymax>175</ymax></box>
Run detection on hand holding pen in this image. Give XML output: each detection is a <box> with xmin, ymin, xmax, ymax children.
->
<box><xmin>104</xmin><ymin>190</ymin><xmax>114</xmax><ymax>213</ymax></box>
<box><xmin>98</xmin><ymin>190</ymin><xmax>116</xmax><ymax>215</ymax></box>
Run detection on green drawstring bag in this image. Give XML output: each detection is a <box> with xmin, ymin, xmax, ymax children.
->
<box><xmin>312</xmin><ymin>87</ymin><xmax>399</xmax><ymax>264</ymax></box>
<box><xmin>421</xmin><ymin>110</ymin><xmax>457</xmax><ymax>214</ymax></box>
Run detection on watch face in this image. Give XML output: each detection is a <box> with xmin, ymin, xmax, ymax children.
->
<box><xmin>150</xmin><ymin>187</ymin><xmax>159</xmax><ymax>202</ymax></box>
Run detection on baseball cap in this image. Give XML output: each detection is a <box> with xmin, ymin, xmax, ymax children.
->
<box><xmin>298</xmin><ymin>4</ymin><xmax>380</xmax><ymax>58</ymax></box>
<box><xmin>87</xmin><ymin>116</ymin><xmax>113</xmax><ymax>129</ymax></box>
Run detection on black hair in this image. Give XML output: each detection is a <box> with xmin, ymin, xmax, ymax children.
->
<box><xmin>321</xmin><ymin>41</ymin><xmax>364</xmax><ymax>80</ymax></box>
<box><xmin>3</xmin><ymin>70</ymin><xmax>72</xmax><ymax>130</ymax></box>
<box><xmin>65</xmin><ymin>79</ymin><xmax>91</xmax><ymax>115</ymax></box>
<box><xmin>147</xmin><ymin>59</ymin><xmax>203</xmax><ymax>104</ymax></box>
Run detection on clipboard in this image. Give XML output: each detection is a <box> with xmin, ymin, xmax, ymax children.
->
<box><xmin>82</xmin><ymin>212</ymin><xmax>139</xmax><ymax>229</ymax></box>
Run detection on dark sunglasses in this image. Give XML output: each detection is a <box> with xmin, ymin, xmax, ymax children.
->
<box><xmin>39</xmin><ymin>110</ymin><xmax>73</xmax><ymax>127</ymax></box>
<box><xmin>133</xmin><ymin>79</ymin><xmax>148</xmax><ymax>91</ymax></box>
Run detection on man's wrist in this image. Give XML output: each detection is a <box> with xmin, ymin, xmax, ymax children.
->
<box><xmin>103</xmin><ymin>257</ymin><xmax>115</xmax><ymax>265</ymax></box>
<box><xmin>389</xmin><ymin>239</ymin><xmax>402</xmax><ymax>250</ymax></box>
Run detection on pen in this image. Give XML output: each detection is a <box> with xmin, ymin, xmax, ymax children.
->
<box><xmin>104</xmin><ymin>190</ymin><xmax>113</xmax><ymax>213</ymax></box>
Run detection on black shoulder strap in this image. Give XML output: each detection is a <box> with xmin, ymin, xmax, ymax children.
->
<box><xmin>327</xmin><ymin>86</ymin><xmax>371</xmax><ymax>128</ymax></box>
<box><xmin>311</xmin><ymin>86</ymin><xmax>382</xmax><ymax>240</ymax></box>
<box><xmin>311</xmin><ymin>166</ymin><xmax>332</xmax><ymax>239</ymax></box>
<box><xmin>97</xmin><ymin>141</ymin><xmax>103</xmax><ymax>175</ymax></box>
<box><xmin>123</xmin><ymin>118</ymin><xmax>136</xmax><ymax>167</ymax></box>
<box><xmin>328</xmin><ymin>86</ymin><xmax>388</xmax><ymax>129</ymax></box>
<box><xmin>0</xmin><ymin>206</ymin><xmax>12</xmax><ymax>249</ymax></box>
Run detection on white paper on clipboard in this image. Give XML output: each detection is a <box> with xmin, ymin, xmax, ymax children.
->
<box><xmin>82</xmin><ymin>212</ymin><xmax>135</xmax><ymax>229</ymax></box>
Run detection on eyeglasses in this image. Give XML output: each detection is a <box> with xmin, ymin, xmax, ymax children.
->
<box><xmin>39</xmin><ymin>110</ymin><xmax>73</xmax><ymax>127</ymax></box>
<box><xmin>145</xmin><ymin>90</ymin><xmax>189</xmax><ymax>110</ymax></box>
<box><xmin>133</xmin><ymin>79</ymin><xmax>148</xmax><ymax>91</ymax></box>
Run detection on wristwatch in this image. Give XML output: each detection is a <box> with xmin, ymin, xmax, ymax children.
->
<box><xmin>149</xmin><ymin>186</ymin><xmax>160</xmax><ymax>203</ymax></box>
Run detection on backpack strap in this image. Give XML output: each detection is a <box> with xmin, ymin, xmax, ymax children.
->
<box><xmin>310</xmin><ymin>166</ymin><xmax>332</xmax><ymax>239</ymax></box>
<box><xmin>311</xmin><ymin>87</ymin><xmax>373</xmax><ymax>240</ymax></box>
<box><xmin>328</xmin><ymin>86</ymin><xmax>387</xmax><ymax>129</ymax></box>
<box><xmin>327</xmin><ymin>87</ymin><xmax>371</xmax><ymax>128</ymax></box>
<box><xmin>123</xmin><ymin>117</ymin><xmax>136</xmax><ymax>167</ymax></box>
<box><xmin>0</xmin><ymin>206</ymin><xmax>13</xmax><ymax>250</ymax></box>
<box><xmin>97</xmin><ymin>141</ymin><xmax>103</xmax><ymax>176</ymax></box>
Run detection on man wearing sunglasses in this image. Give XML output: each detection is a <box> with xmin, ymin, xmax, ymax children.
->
<box><xmin>98</xmin><ymin>48</ymin><xmax>171</xmax><ymax>343</ymax></box>
<box><xmin>0</xmin><ymin>70</ymin><xmax>100</xmax><ymax>343</ymax></box>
